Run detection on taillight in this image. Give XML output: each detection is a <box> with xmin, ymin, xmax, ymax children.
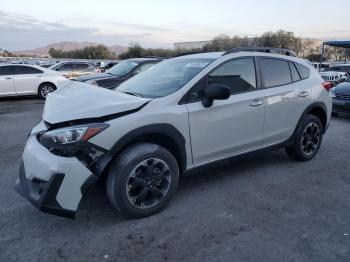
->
<box><xmin>322</xmin><ymin>82</ymin><xmax>333</xmax><ymax>91</ymax></box>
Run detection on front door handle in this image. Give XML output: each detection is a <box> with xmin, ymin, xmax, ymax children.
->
<box><xmin>298</xmin><ymin>91</ymin><xmax>309</xmax><ymax>98</ymax></box>
<box><xmin>250</xmin><ymin>99</ymin><xmax>263</xmax><ymax>107</ymax></box>
<box><xmin>4</xmin><ymin>77</ymin><xmax>12</xmax><ymax>80</ymax></box>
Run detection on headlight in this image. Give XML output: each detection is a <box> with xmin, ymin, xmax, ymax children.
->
<box><xmin>39</xmin><ymin>123</ymin><xmax>109</xmax><ymax>148</ymax></box>
<box><xmin>329</xmin><ymin>90</ymin><xmax>336</xmax><ymax>98</ymax></box>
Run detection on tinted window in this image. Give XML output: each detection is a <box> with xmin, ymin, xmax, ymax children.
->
<box><xmin>295</xmin><ymin>63</ymin><xmax>311</xmax><ymax>79</ymax></box>
<box><xmin>0</xmin><ymin>66</ymin><xmax>13</xmax><ymax>76</ymax></box>
<box><xmin>14</xmin><ymin>66</ymin><xmax>43</xmax><ymax>75</ymax></box>
<box><xmin>57</xmin><ymin>63</ymin><xmax>73</xmax><ymax>71</ymax></box>
<box><xmin>208</xmin><ymin>58</ymin><xmax>256</xmax><ymax>94</ymax></box>
<box><xmin>107</xmin><ymin>60</ymin><xmax>140</xmax><ymax>76</ymax></box>
<box><xmin>260</xmin><ymin>58</ymin><xmax>291</xmax><ymax>87</ymax></box>
<box><xmin>73</xmin><ymin>63</ymin><xmax>90</xmax><ymax>71</ymax></box>
<box><xmin>289</xmin><ymin>63</ymin><xmax>301</xmax><ymax>82</ymax></box>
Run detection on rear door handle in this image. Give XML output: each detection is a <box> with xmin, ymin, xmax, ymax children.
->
<box><xmin>4</xmin><ymin>77</ymin><xmax>12</xmax><ymax>80</ymax></box>
<box><xmin>250</xmin><ymin>99</ymin><xmax>263</xmax><ymax>107</ymax></box>
<box><xmin>298</xmin><ymin>91</ymin><xmax>309</xmax><ymax>98</ymax></box>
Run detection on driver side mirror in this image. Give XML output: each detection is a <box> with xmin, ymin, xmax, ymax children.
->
<box><xmin>202</xmin><ymin>84</ymin><xmax>231</xmax><ymax>107</ymax></box>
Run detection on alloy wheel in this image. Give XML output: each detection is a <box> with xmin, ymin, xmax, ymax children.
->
<box><xmin>40</xmin><ymin>85</ymin><xmax>54</xmax><ymax>98</ymax></box>
<box><xmin>301</xmin><ymin>122</ymin><xmax>321</xmax><ymax>155</ymax></box>
<box><xmin>125</xmin><ymin>158</ymin><xmax>171</xmax><ymax>209</ymax></box>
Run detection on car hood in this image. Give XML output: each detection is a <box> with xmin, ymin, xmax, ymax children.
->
<box><xmin>76</xmin><ymin>73</ymin><xmax>119</xmax><ymax>82</ymax></box>
<box><xmin>333</xmin><ymin>81</ymin><xmax>350</xmax><ymax>95</ymax></box>
<box><xmin>43</xmin><ymin>81</ymin><xmax>150</xmax><ymax>124</ymax></box>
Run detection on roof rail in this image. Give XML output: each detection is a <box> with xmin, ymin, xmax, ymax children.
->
<box><xmin>223</xmin><ymin>47</ymin><xmax>297</xmax><ymax>57</ymax></box>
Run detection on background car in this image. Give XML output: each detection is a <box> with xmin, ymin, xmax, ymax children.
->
<box><xmin>322</xmin><ymin>64</ymin><xmax>350</xmax><ymax>74</ymax></box>
<box><xmin>329</xmin><ymin>77</ymin><xmax>350</xmax><ymax>115</ymax></box>
<box><xmin>76</xmin><ymin>58</ymin><xmax>162</xmax><ymax>89</ymax></box>
<box><xmin>99</xmin><ymin>61</ymin><xmax>118</xmax><ymax>72</ymax></box>
<box><xmin>320</xmin><ymin>71</ymin><xmax>348</xmax><ymax>83</ymax></box>
<box><xmin>49</xmin><ymin>61</ymin><xmax>99</xmax><ymax>79</ymax></box>
<box><xmin>0</xmin><ymin>64</ymin><xmax>68</xmax><ymax>98</ymax></box>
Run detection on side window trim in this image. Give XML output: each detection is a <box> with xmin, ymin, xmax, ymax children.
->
<box><xmin>179</xmin><ymin>56</ymin><xmax>260</xmax><ymax>105</ymax></box>
<box><xmin>288</xmin><ymin>62</ymin><xmax>302</xmax><ymax>83</ymax></box>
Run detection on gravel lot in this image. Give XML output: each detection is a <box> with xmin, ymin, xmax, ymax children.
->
<box><xmin>0</xmin><ymin>98</ymin><xmax>350</xmax><ymax>262</ymax></box>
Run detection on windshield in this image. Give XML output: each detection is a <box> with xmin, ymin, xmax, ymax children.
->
<box><xmin>106</xmin><ymin>60</ymin><xmax>139</xmax><ymax>76</ymax></box>
<box><xmin>116</xmin><ymin>58</ymin><xmax>213</xmax><ymax>98</ymax></box>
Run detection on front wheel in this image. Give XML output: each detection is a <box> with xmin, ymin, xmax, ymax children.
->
<box><xmin>285</xmin><ymin>114</ymin><xmax>324</xmax><ymax>161</ymax></box>
<box><xmin>106</xmin><ymin>143</ymin><xmax>179</xmax><ymax>218</ymax></box>
<box><xmin>38</xmin><ymin>83</ymin><xmax>56</xmax><ymax>99</ymax></box>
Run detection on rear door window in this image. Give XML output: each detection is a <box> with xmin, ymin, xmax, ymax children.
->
<box><xmin>73</xmin><ymin>63</ymin><xmax>90</xmax><ymax>71</ymax></box>
<box><xmin>57</xmin><ymin>63</ymin><xmax>73</xmax><ymax>71</ymax></box>
<box><xmin>260</xmin><ymin>58</ymin><xmax>292</xmax><ymax>88</ymax></box>
<box><xmin>13</xmin><ymin>66</ymin><xmax>43</xmax><ymax>75</ymax></box>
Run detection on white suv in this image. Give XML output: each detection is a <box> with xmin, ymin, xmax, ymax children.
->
<box><xmin>16</xmin><ymin>48</ymin><xmax>332</xmax><ymax>218</ymax></box>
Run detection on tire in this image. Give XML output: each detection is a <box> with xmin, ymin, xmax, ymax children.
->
<box><xmin>106</xmin><ymin>143</ymin><xmax>179</xmax><ymax>218</ymax></box>
<box><xmin>38</xmin><ymin>83</ymin><xmax>56</xmax><ymax>99</ymax></box>
<box><xmin>285</xmin><ymin>114</ymin><xmax>324</xmax><ymax>162</ymax></box>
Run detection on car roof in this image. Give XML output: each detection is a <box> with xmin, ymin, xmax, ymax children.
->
<box><xmin>174</xmin><ymin>52</ymin><xmax>224</xmax><ymax>60</ymax></box>
<box><xmin>126</xmin><ymin>58</ymin><xmax>163</xmax><ymax>62</ymax></box>
<box><xmin>331</xmin><ymin>64</ymin><xmax>350</xmax><ymax>67</ymax></box>
<box><xmin>0</xmin><ymin>63</ymin><xmax>45</xmax><ymax>69</ymax></box>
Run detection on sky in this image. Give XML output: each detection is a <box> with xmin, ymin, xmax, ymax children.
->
<box><xmin>1</xmin><ymin>0</ymin><xmax>350</xmax><ymax>51</ymax></box>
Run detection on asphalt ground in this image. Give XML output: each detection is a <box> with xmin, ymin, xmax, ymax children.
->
<box><xmin>0</xmin><ymin>97</ymin><xmax>349</xmax><ymax>262</ymax></box>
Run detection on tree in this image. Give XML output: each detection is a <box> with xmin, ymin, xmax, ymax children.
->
<box><xmin>49</xmin><ymin>45</ymin><xmax>113</xmax><ymax>59</ymax></box>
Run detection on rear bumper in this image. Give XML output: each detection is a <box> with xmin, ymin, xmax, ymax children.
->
<box><xmin>15</xmin><ymin>134</ymin><xmax>96</xmax><ymax>218</ymax></box>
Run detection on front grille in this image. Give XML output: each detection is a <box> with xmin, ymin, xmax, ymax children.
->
<box><xmin>335</xmin><ymin>93</ymin><xmax>350</xmax><ymax>101</ymax></box>
<box><xmin>322</xmin><ymin>75</ymin><xmax>339</xmax><ymax>81</ymax></box>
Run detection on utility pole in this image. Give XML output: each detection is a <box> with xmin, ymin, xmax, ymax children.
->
<box><xmin>115</xmin><ymin>48</ymin><xmax>118</xmax><ymax>61</ymax></box>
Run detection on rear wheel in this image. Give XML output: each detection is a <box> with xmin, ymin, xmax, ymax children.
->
<box><xmin>286</xmin><ymin>114</ymin><xmax>323</xmax><ymax>161</ymax></box>
<box><xmin>106</xmin><ymin>143</ymin><xmax>179</xmax><ymax>218</ymax></box>
<box><xmin>38</xmin><ymin>83</ymin><xmax>56</xmax><ymax>99</ymax></box>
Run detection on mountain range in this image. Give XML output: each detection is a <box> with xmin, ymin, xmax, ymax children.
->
<box><xmin>12</xmin><ymin>41</ymin><xmax>128</xmax><ymax>57</ymax></box>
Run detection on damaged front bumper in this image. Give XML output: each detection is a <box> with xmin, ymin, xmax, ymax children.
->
<box><xmin>15</xmin><ymin>130</ymin><xmax>97</xmax><ymax>219</ymax></box>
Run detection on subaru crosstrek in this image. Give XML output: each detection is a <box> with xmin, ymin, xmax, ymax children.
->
<box><xmin>16</xmin><ymin>48</ymin><xmax>332</xmax><ymax>218</ymax></box>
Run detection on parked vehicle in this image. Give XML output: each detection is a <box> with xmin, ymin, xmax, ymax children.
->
<box><xmin>320</xmin><ymin>71</ymin><xmax>348</xmax><ymax>83</ymax></box>
<box><xmin>100</xmin><ymin>61</ymin><xmax>118</xmax><ymax>72</ymax></box>
<box><xmin>49</xmin><ymin>61</ymin><xmax>99</xmax><ymax>79</ymax></box>
<box><xmin>312</xmin><ymin>62</ymin><xmax>330</xmax><ymax>71</ymax></box>
<box><xmin>76</xmin><ymin>58</ymin><xmax>162</xmax><ymax>89</ymax></box>
<box><xmin>329</xmin><ymin>77</ymin><xmax>350</xmax><ymax>115</ymax></box>
<box><xmin>323</xmin><ymin>64</ymin><xmax>350</xmax><ymax>74</ymax></box>
<box><xmin>16</xmin><ymin>48</ymin><xmax>331</xmax><ymax>219</ymax></box>
<box><xmin>0</xmin><ymin>64</ymin><xmax>68</xmax><ymax>98</ymax></box>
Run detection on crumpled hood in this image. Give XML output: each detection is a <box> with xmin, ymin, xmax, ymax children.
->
<box><xmin>43</xmin><ymin>81</ymin><xmax>150</xmax><ymax>124</ymax></box>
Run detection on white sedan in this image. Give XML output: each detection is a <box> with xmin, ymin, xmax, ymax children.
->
<box><xmin>0</xmin><ymin>64</ymin><xmax>69</xmax><ymax>98</ymax></box>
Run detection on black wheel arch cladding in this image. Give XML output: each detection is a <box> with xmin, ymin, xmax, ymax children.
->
<box><xmin>96</xmin><ymin>123</ymin><xmax>187</xmax><ymax>178</ymax></box>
